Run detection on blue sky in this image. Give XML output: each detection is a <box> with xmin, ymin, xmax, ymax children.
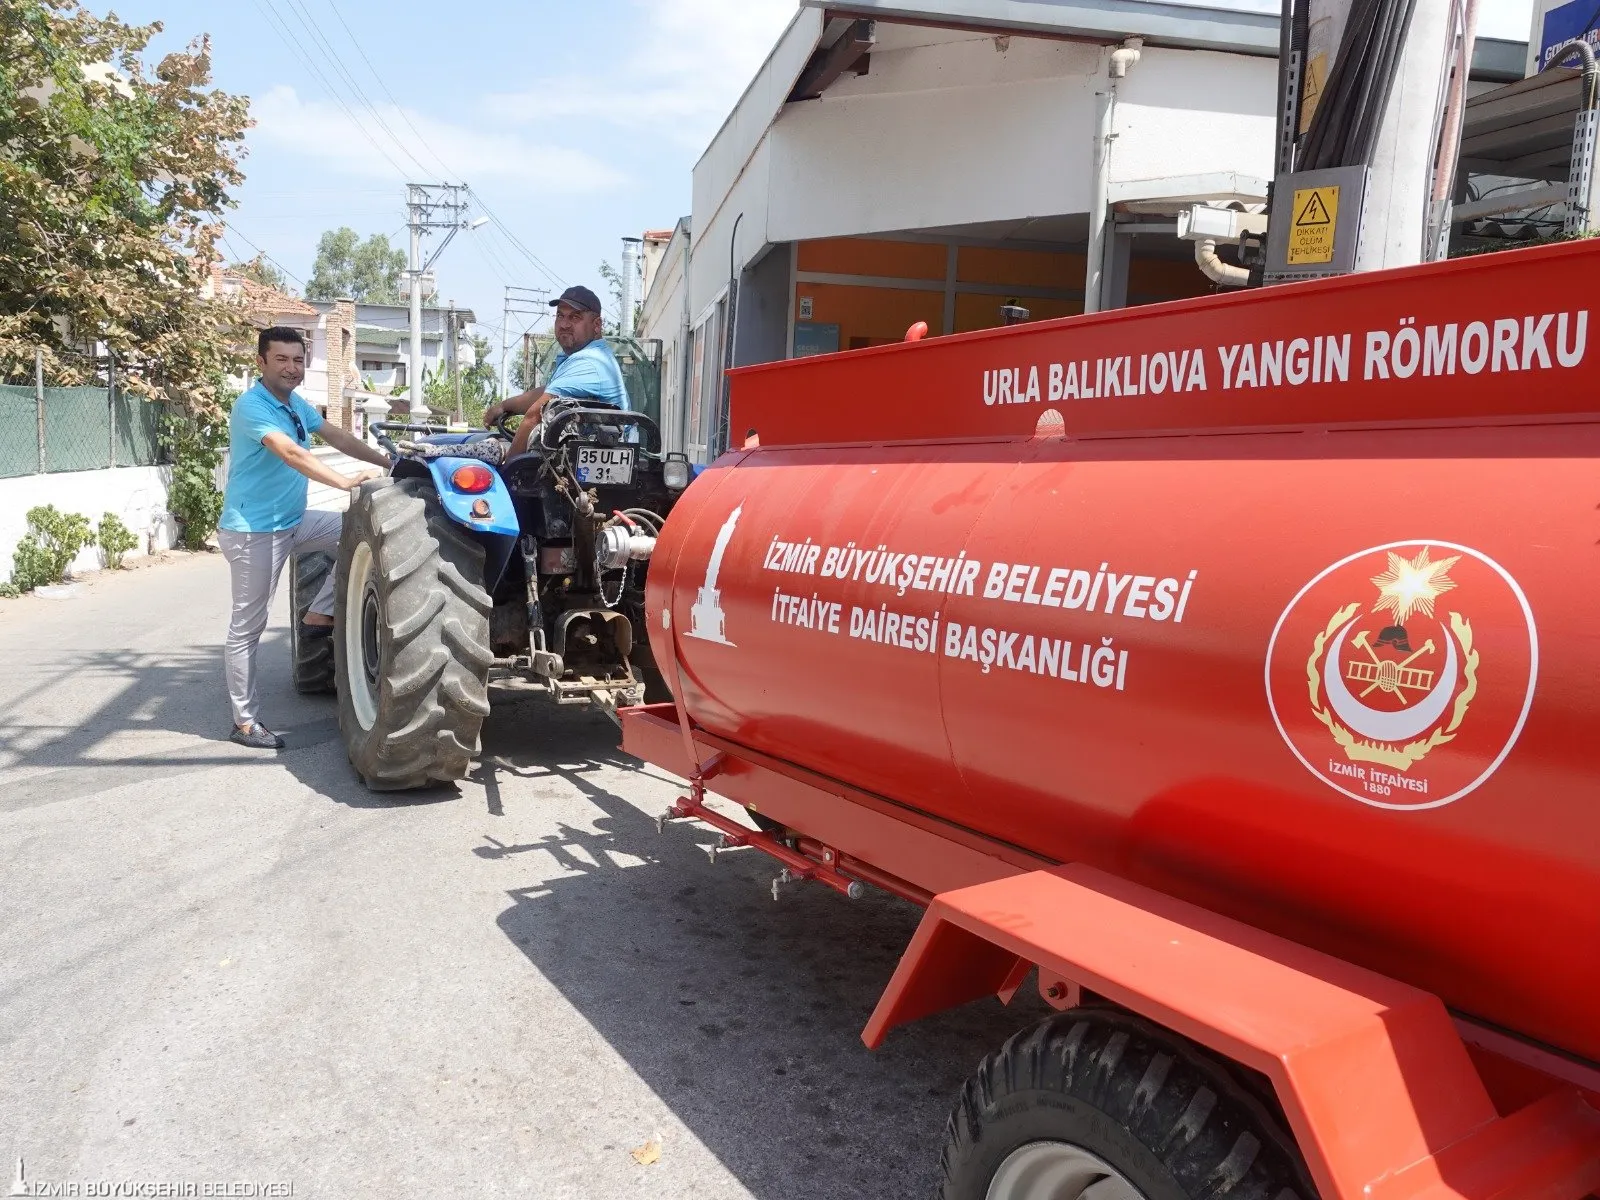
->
<box><xmin>112</xmin><ymin>0</ymin><xmax>799</xmax><ymax>357</ymax></box>
<box><xmin>111</xmin><ymin>0</ymin><xmax>1533</xmax><ymax>371</ymax></box>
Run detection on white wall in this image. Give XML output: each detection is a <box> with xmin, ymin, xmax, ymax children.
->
<box><xmin>1110</xmin><ymin>46</ymin><xmax>1276</xmax><ymax>187</ymax></box>
<box><xmin>639</xmin><ymin>233</ymin><xmax>687</xmax><ymax>343</ymax></box>
<box><xmin>691</xmin><ymin>135</ymin><xmax>773</xmax><ymax>319</ymax></box>
<box><xmin>0</xmin><ymin>466</ymin><xmax>176</xmax><ymax>582</ymax></box>
<box><xmin>766</xmin><ymin>70</ymin><xmax>1096</xmax><ymax>242</ymax></box>
<box><xmin>303</xmin><ymin>321</ymin><xmax>331</xmax><ymax>412</ymax></box>
<box><xmin>638</xmin><ymin>232</ymin><xmax>689</xmax><ymax>452</ymax></box>
<box><xmin>692</xmin><ymin>8</ymin><xmax>823</xmax><ymax>254</ymax></box>
<box><xmin>358</xmin><ymin>364</ymin><xmax>404</xmax><ymax>393</ymax></box>
<box><xmin>691</xmin><ymin>29</ymin><xmax>1276</xmax><ymax>318</ymax></box>
<box><xmin>763</xmin><ymin>34</ymin><xmax>1100</xmax><ymax>253</ymax></box>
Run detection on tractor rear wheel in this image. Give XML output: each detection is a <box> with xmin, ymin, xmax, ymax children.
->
<box><xmin>289</xmin><ymin>551</ymin><xmax>336</xmax><ymax>695</ymax></box>
<box><xmin>938</xmin><ymin>1008</ymin><xmax>1312</xmax><ymax>1200</ymax></box>
<box><xmin>334</xmin><ymin>477</ymin><xmax>493</xmax><ymax>791</ymax></box>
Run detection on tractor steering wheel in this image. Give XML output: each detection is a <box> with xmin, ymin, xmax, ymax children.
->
<box><xmin>492</xmin><ymin>411</ymin><xmax>520</xmax><ymax>441</ymax></box>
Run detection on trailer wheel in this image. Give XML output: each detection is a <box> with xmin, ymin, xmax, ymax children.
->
<box><xmin>334</xmin><ymin>478</ymin><xmax>493</xmax><ymax>791</ymax></box>
<box><xmin>939</xmin><ymin>1009</ymin><xmax>1312</xmax><ymax>1200</ymax></box>
<box><xmin>289</xmin><ymin>551</ymin><xmax>336</xmax><ymax>695</ymax></box>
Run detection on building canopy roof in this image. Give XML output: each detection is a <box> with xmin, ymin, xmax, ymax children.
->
<box><xmin>798</xmin><ymin>0</ymin><xmax>1522</xmax><ymax>74</ymax></box>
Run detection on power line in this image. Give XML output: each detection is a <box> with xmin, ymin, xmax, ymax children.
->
<box><xmin>250</xmin><ymin>0</ymin><xmax>569</xmax><ymax>327</ymax></box>
<box><xmin>469</xmin><ymin>191</ymin><xmax>566</xmax><ymax>290</ymax></box>
<box><xmin>220</xmin><ymin>227</ymin><xmax>306</xmax><ymax>288</ymax></box>
<box><xmin>470</xmin><ymin>231</ymin><xmax>514</xmax><ymax>288</ymax></box>
<box><xmin>246</xmin><ymin>0</ymin><xmax>408</xmax><ymax>178</ymax></box>
<box><xmin>280</xmin><ymin>0</ymin><xmax>438</xmax><ymax>181</ymax></box>
<box><xmin>243</xmin><ymin>188</ymin><xmax>399</xmax><ymax>197</ymax></box>
<box><xmin>310</xmin><ymin>6</ymin><xmax>571</xmax><ymax>305</ymax></box>
<box><xmin>326</xmin><ymin>0</ymin><xmax>458</xmax><ymax>181</ymax></box>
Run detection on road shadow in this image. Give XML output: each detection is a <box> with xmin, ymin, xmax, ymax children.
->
<box><xmin>0</xmin><ymin>631</ymin><xmax>361</xmax><ymax>812</ymax></box>
<box><xmin>483</xmin><ymin>715</ymin><xmax>1047</xmax><ymax>1198</ymax></box>
<box><xmin>0</xmin><ymin>619</ymin><xmax>455</xmax><ymax>813</ymax></box>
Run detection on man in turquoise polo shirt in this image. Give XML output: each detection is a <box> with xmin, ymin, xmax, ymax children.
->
<box><xmin>482</xmin><ymin>285</ymin><xmax>629</xmax><ymax>457</ymax></box>
<box><xmin>219</xmin><ymin>326</ymin><xmax>391</xmax><ymax>750</ymax></box>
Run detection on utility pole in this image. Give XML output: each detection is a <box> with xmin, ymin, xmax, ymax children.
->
<box><xmin>447</xmin><ymin>302</ymin><xmax>461</xmax><ymax>424</ymax></box>
<box><xmin>522</xmin><ymin>332</ymin><xmax>533</xmax><ymax>394</ymax></box>
<box><xmin>1263</xmin><ymin>0</ymin><xmax>1472</xmax><ymax>281</ymax></box>
<box><xmin>499</xmin><ymin>285</ymin><xmax>550</xmax><ymax>398</ymax></box>
<box><xmin>404</xmin><ymin>183</ymin><xmax>483</xmax><ymax>417</ymax></box>
<box><xmin>500</xmin><ymin>286</ymin><xmax>510</xmax><ymax>402</ymax></box>
<box><xmin>620</xmin><ymin>236</ymin><xmax>641</xmax><ymax>337</ymax></box>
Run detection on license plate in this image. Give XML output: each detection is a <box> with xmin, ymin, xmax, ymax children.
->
<box><xmin>575</xmin><ymin>445</ymin><xmax>634</xmax><ymax>486</ymax></box>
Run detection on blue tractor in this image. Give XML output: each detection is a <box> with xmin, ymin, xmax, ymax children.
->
<box><xmin>289</xmin><ymin>403</ymin><xmax>689</xmax><ymax>791</ymax></box>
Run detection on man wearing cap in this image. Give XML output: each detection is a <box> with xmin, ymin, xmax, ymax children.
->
<box><xmin>482</xmin><ymin>285</ymin><xmax>629</xmax><ymax>456</ymax></box>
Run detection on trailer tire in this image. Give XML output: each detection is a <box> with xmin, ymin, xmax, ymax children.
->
<box><xmin>289</xmin><ymin>551</ymin><xmax>336</xmax><ymax>695</ymax></box>
<box><xmin>335</xmin><ymin>478</ymin><xmax>493</xmax><ymax>791</ymax></box>
<box><xmin>938</xmin><ymin>1008</ymin><xmax>1312</xmax><ymax>1200</ymax></box>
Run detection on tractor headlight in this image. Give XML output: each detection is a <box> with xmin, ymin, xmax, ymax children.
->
<box><xmin>663</xmin><ymin>454</ymin><xmax>691</xmax><ymax>492</ymax></box>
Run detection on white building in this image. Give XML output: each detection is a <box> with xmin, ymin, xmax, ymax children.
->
<box><xmin>638</xmin><ymin>0</ymin><xmax>1522</xmax><ymax>463</ymax></box>
<box><xmin>309</xmin><ymin>301</ymin><xmax>475</xmax><ymax>397</ymax></box>
<box><xmin>638</xmin><ymin>219</ymin><xmax>692</xmax><ymax>453</ymax></box>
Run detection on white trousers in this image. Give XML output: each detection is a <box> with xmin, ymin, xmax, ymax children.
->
<box><xmin>218</xmin><ymin>510</ymin><xmax>341</xmax><ymax>728</ymax></box>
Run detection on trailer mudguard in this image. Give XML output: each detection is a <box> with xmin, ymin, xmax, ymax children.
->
<box><xmin>864</xmin><ymin>865</ymin><xmax>1600</xmax><ymax>1200</ymax></box>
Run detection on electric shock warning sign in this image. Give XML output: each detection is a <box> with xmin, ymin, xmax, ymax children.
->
<box><xmin>1288</xmin><ymin>186</ymin><xmax>1339</xmax><ymax>264</ymax></box>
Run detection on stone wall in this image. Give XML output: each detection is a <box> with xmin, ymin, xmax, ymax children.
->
<box><xmin>326</xmin><ymin>298</ymin><xmax>357</xmax><ymax>430</ymax></box>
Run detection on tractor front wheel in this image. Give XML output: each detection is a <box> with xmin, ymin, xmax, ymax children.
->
<box><xmin>334</xmin><ymin>478</ymin><xmax>493</xmax><ymax>791</ymax></box>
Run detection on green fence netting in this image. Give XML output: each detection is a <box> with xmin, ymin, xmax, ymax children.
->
<box><xmin>0</xmin><ymin>383</ymin><xmax>164</xmax><ymax>476</ymax></box>
<box><xmin>42</xmin><ymin>386</ymin><xmax>117</xmax><ymax>473</ymax></box>
<box><xmin>114</xmin><ymin>391</ymin><xmax>164</xmax><ymax>467</ymax></box>
<box><xmin>0</xmin><ymin>385</ymin><xmax>41</xmax><ymax>478</ymax></box>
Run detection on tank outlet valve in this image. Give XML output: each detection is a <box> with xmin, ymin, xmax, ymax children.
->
<box><xmin>599</xmin><ymin>526</ymin><xmax>657</xmax><ymax>569</ymax></box>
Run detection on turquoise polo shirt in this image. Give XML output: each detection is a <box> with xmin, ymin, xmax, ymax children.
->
<box><xmin>547</xmin><ymin>339</ymin><xmax>629</xmax><ymax>409</ymax></box>
<box><xmin>220</xmin><ymin>381</ymin><xmax>324</xmax><ymax>533</ymax></box>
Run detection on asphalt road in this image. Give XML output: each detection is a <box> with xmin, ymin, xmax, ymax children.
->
<box><xmin>0</xmin><ymin>552</ymin><xmax>1043</xmax><ymax>1198</ymax></box>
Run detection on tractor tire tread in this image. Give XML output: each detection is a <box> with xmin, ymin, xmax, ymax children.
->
<box><xmin>335</xmin><ymin>477</ymin><xmax>492</xmax><ymax>790</ymax></box>
<box><xmin>290</xmin><ymin>551</ymin><xmax>336</xmax><ymax>695</ymax></box>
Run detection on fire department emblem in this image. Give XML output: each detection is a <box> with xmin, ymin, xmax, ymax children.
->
<box><xmin>1266</xmin><ymin>541</ymin><xmax>1537</xmax><ymax>810</ymax></box>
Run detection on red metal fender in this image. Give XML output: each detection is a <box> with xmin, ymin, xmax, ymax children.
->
<box><xmin>863</xmin><ymin>865</ymin><xmax>1600</xmax><ymax>1200</ymax></box>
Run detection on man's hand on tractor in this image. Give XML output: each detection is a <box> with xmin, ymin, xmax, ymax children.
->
<box><xmin>487</xmin><ymin>388</ymin><xmax>547</xmax><ymax>431</ymax></box>
<box><xmin>343</xmin><ymin>467</ymin><xmax>385</xmax><ymax>491</ymax></box>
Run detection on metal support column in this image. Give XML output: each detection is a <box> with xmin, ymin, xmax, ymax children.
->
<box><xmin>1566</xmin><ymin>109</ymin><xmax>1600</xmax><ymax>235</ymax></box>
<box><xmin>34</xmin><ymin>347</ymin><xmax>45</xmax><ymax>473</ymax></box>
<box><xmin>107</xmin><ymin>351</ymin><xmax>117</xmax><ymax>468</ymax></box>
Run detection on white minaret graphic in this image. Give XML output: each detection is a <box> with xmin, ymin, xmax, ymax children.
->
<box><xmin>686</xmin><ymin>504</ymin><xmax>742</xmax><ymax>645</ymax></box>
<box><xmin>10</xmin><ymin>1157</ymin><xmax>28</xmax><ymax>1196</ymax></box>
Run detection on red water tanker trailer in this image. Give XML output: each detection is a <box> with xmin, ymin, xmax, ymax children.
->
<box><xmin>620</xmin><ymin>240</ymin><xmax>1600</xmax><ymax>1200</ymax></box>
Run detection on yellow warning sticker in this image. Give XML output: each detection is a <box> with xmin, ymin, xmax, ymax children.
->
<box><xmin>1287</xmin><ymin>186</ymin><xmax>1339</xmax><ymax>265</ymax></box>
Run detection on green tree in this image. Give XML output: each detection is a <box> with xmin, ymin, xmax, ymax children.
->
<box><xmin>596</xmin><ymin>260</ymin><xmax>641</xmax><ymax>337</ymax></box>
<box><xmin>0</xmin><ymin>0</ymin><xmax>251</xmax><ymax>414</ymax></box>
<box><xmin>509</xmin><ymin>333</ymin><xmax>554</xmax><ymax>393</ymax></box>
<box><xmin>307</xmin><ymin>227</ymin><xmax>406</xmax><ymax>304</ymax></box>
<box><xmin>162</xmin><ymin>385</ymin><xmax>232</xmax><ymax>549</ymax></box>
<box><xmin>230</xmin><ymin>254</ymin><xmax>286</xmax><ymax>291</ymax></box>
<box><xmin>424</xmin><ymin>334</ymin><xmax>498</xmax><ymax>424</ymax></box>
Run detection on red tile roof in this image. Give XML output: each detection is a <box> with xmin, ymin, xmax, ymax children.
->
<box><xmin>210</xmin><ymin>264</ymin><xmax>320</xmax><ymax>321</ymax></box>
